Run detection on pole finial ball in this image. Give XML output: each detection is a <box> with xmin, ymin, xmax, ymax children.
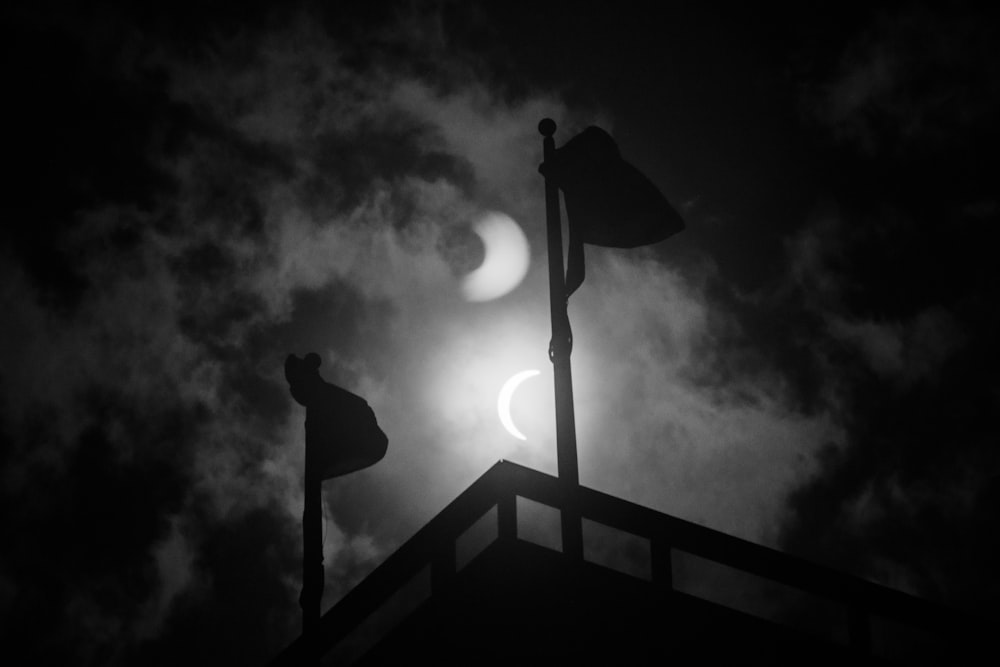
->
<box><xmin>538</xmin><ymin>118</ymin><xmax>557</xmax><ymax>137</ymax></box>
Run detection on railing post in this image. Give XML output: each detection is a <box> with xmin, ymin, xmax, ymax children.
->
<box><xmin>498</xmin><ymin>492</ymin><xmax>517</xmax><ymax>543</ymax></box>
<box><xmin>651</xmin><ymin>535</ymin><xmax>673</xmax><ymax>592</ymax></box>
<box><xmin>561</xmin><ymin>483</ymin><xmax>583</xmax><ymax>561</ymax></box>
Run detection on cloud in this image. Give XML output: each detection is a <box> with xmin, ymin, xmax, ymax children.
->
<box><xmin>808</xmin><ymin>6</ymin><xmax>1000</xmax><ymax>152</ymax></box>
<box><xmin>786</xmin><ymin>206</ymin><xmax>967</xmax><ymax>387</ymax></box>
<box><xmin>140</xmin><ymin>0</ymin><xmax>849</xmax><ymax>619</ymax></box>
<box><xmin>17</xmin><ymin>2</ymin><xmax>988</xmax><ymax>661</ymax></box>
<box><xmin>0</xmin><ymin>6</ymin><xmax>575</xmax><ymax>661</ymax></box>
<box><xmin>135</xmin><ymin>515</ymin><xmax>199</xmax><ymax>640</ymax></box>
<box><xmin>569</xmin><ymin>251</ymin><xmax>844</xmax><ymax>544</ymax></box>
<box><xmin>827</xmin><ymin>305</ymin><xmax>964</xmax><ymax>384</ymax></box>
<box><xmin>777</xmin><ymin>174</ymin><xmax>999</xmax><ymax>611</ymax></box>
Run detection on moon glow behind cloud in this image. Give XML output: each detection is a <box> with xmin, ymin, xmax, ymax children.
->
<box><xmin>460</xmin><ymin>212</ymin><xmax>530</xmax><ymax>302</ymax></box>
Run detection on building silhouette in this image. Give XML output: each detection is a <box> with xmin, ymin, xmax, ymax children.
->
<box><xmin>269</xmin><ymin>461</ymin><xmax>978</xmax><ymax>665</ymax></box>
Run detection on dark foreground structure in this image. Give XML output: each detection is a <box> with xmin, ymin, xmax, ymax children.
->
<box><xmin>269</xmin><ymin>461</ymin><xmax>981</xmax><ymax>665</ymax></box>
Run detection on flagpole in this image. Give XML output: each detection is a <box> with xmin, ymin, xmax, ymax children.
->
<box><xmin>539</xmin><ymin>118</ymin><xmax>583</xmax><ymax>560</ymax></box>
<box><xmin>301</xmin><ymin>457</ymin><xmax>322</xmax><ymax>660</ymax></box>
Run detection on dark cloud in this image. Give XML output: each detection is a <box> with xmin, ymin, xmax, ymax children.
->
<box><xmin>124</xmin><ymin>505</ymin><xmax>301</xmax><ymax>667</ymax></box>
<box><xmin>3</xmin><ymin>5</ymin><xmax>566</xmax><ymax>662</ymax></box>
<box><xmin>1</xmin><ymin>389</ymin><xmax>199</xmax><ymax>663</ymax></box>
<box><xmin>3</xmin><ymin>7</ymin><xmax>181</xmax><ymax>308</ymax></box>
<box><xmin>806</xmin><ymin>4</ymin><xmax>1000</xmax><ymax>154</ymax></box>
<box><xmin>2</xmin><ymin>1</ymin><xmax>998</xmax><ymax>663</ymax></box>
<box><xmin>776</xmin><ymin>3</ymin><xmax>1000</xmax><ymax>614</ymax></box>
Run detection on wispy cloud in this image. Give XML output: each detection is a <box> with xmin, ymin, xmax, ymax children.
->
<box><xmin>11</xmin><ymin>3</ymin><xmax>995</xmax><ymax>662</ymax></box>
<box><xmin>807</xmin><ymin>5</ymin><xmax>1000</xmax><ymax>152</ymax></box>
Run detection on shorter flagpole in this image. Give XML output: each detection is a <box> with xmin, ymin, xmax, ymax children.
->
<box><xmin>301</xmin><ymin>466</ymin><xmax>322</xmax><ymax>661</ymax></box>
<box><xmin>539</xmin><ymin>118</ymin><xmax>583</xmax><ymax>560</ymax></box>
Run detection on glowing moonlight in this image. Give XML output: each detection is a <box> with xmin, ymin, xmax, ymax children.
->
<box><xmin>461</xmin><ymin>212</ymin><xmax>530</xmax><ymax>302</ymax></box>
<box><xmin>498</xmin><ymin>369</ymin><xmax>541</xmax><ymax>440</ymax></box>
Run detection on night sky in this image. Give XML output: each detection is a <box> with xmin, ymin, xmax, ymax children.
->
<box><xmin>3</xmin><ymin>1</ymin><xmax>998</xmax><ymax>664</ymax></box>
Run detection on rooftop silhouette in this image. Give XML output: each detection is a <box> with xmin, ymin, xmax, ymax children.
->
<box><xmin>269</xmin><ymin>460</ymin><xmax>979</xmax><ymax>665</ymax></box>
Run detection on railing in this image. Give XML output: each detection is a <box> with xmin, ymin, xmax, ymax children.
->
<box><xmin>270</xmin><ymin>460</ymin><xmax>975</xmax><ymax>665</ymax></box>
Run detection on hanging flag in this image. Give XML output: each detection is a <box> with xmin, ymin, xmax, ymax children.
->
<box><xmin>539</xmin><ymin>126</ymin><xmax>684</xmax><ymax>296</ymax></box>
<box><xmin>285</xmin><ymin>353</ymin><xmax>388</xmax><ymax>480</ymax></box>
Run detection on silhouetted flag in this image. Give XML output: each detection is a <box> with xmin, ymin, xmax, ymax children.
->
<box><xmin>539</xmin><ymin>126</ymin><xmax>684</xmax><ymax>296</ymax></box>
<box><xmin>285</xmin><ymin>353</ymin><xmax>388</xmax><ymax>480</ymax></box>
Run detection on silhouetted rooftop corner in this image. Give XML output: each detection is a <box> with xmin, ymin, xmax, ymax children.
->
<box><xmin>269</xmin><ymin>460</ymin><xmax>985</xmax><ymax>665</ymax></box>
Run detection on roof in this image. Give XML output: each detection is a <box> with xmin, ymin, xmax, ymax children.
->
<box><xmin>270</xmin><ymin>461</ymin><xmax>981</xmax><ymax>665</ymax></box>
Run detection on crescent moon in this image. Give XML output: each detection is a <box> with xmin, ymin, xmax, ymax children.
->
<box><xmin>498</xmin><ymin>369</ymin><xmax>541</xmax><ymax>440</ymax></box>
<box><xmin>461</xmin><ymin>212</ymin><xmax>530</xmax><ymax>302</ymax></box>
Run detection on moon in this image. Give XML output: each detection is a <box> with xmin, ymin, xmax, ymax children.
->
<box><xmin>461</xmin><ymin>212</ymin><xmax>530</xmax><ymax>302</ymax></box>
<box><xmin>498</xmin><ymin>369</ymin><xmax>541</xmax><ymax>440</ymax></box>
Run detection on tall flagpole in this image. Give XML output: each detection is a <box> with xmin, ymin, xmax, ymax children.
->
<box><xmin>539</xmin><ymin>118</ymin><xmax>583</xmax><ymax>559</ymax></box>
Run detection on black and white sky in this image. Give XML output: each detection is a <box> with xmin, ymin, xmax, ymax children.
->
<box><xmin>2</xmin><ymin>1</ymin><xmax>998</xmax><ymax>663</ymax></box>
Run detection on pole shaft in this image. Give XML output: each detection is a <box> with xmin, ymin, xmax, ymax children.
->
<box><xmin>301</xmin><ymin>469</ymin><xmax>322</xmax><ymax>653</ymax></box>
<box><xmin>540</xmin><ymin>119</ymin><xmax>583</xmax><ymax>560</ymax></box>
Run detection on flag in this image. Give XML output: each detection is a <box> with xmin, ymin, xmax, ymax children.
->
<box><xmin>285</xmin><ymin>353</ymin><xmax>388</xmax><ymax>480</ymax></box>
<box><xmin>539</xmin><ymin>126</ymin><xmax>684</xmax><ymax>296</ymax></box>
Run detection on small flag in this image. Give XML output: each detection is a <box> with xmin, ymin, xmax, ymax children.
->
<box><xmin>539</xmin><ymin>126</ymin><xmax>684</xmax><ymax>296</ymax></box>
<box><xmin>285</xmin><ymin>353</ymin><xmax>388</xmax><ymax>480</ymax></box>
